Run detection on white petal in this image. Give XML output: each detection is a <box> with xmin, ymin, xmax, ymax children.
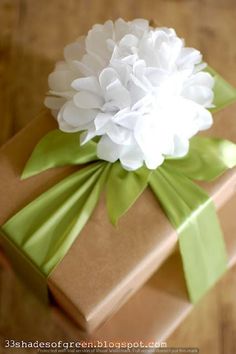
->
<box><xmin>48</xmin><ymin>90</ymin><xmax>74</xmax><ymax>99</ymax></box>
<box><xmin>177</xmin><ymin>47</ymin><xmax>202</xmax><ymax>69</ymax></box>
<box><xmin>120</xmin><ymin>144</ymin><xmax>144</xmax><ymax>171</ymax></box>
<box><xmin>164</xmin><ymin>97</ymin><xmax>203</xmax><ymax>138</ymax></box>
<box><xmin>196</xmin><ymin>107</ymin><xmax>213</xmax><ymax>131</ymax></box>
<box><xmin>121</xmin><ymin>54</ymin><xmax>138</xmax><ymax>65</ymax></box>
<box><xmin>193</xmin><ymin>62</ymin><xmax>207</xmax><ymax>74</ymax></box>
<box><xmin>103</xmin><ymin>20</ymin><xmax>114</xmax><ymax>36</ymax></box>
<box><xmin>144</xmin><ymin>153</ymin><xmax>164</xmax><ymax>170</ymax></box>
<box><xmin>130</xmin><ymin>74</ymin><xmax>150</xmax><ymax>93</ymax></box>
<box><xmin>99</xmin><ymin>68</ymin><xmax>118</xmax><ymax>91</ymax></box>
<box><xmin>115</xmin><ymin>111</ymin><xmax>140</xmax><ymax>130</ymax></box>
<box><xmin>44</xmin><ymin>96</ymin><xmax>66</xmax><ymax>110</ymax></box>
<box><xmin>64</xmin><ymin>39</ymin><xmax>85</xmax><ymax>61</ymax></box>
<box><xmin>182</xmin><ymin>72</ymin><xmax>215</xmax><ymax>107</ymax></box>
<box><xmin>94</xmin><ymin>112</ymin><xmax>113</xmax><ymax>130</ymax></box>
<box><xmin>58</xmin><ymin>119</ymin><xmax>81</xmax><ymax>133</ymax></box>
<box><xmin>54</xmin><ymin>61</ymin><xmax>69</xmax><ymax>71</ymax></box>
<box><xmin>86</xmin><ymin>27</ymin><xmax>111</xmax><ymax>62</ymax></box>
<box><xmin>128</xmin><ymin>81</ymin><xmax>147</xmax><ymax>108</ymax></box>
<box><xmin>188</xmin><ymin>72</ymin><xmax>215</xmax><ymax>89</ymax></box>
<box><xmin>120</xmin><ymin>160</ymin><xmax>143</xmax><ymax>171</ymax></box>
<box><xmin>131</xmin><ymin>94</ymin><xmax>152</xmax><ymax>112</ymax></box>
<box><xmin>105</xmin><ymin>79</ymin><xmax>131</xmax><ymax>109</ymax></box>
<box><xmin>133</xmin><ymin>60</ymin><xmax>146</xmax><ymax>77</ymax></box>
<box><xmin>97</xmin><ymin>135</ymin><xmax>122</xmax><ymax>163</ymax></box>
<box><xmin>80</xmin><ymin>124</ymin><xmax>97</xmax><ymax>145</ymax></box>
<box><xmin>114</xmin><ymin>18</ymin><xmax>130</xmax><ymax>41</ymax></box>
<box><xmin>57</xmin><ymin>106</ymin><xmax>81</xmax><ymax>133</ymax></box>
<box><xmin>131</xmin><ymin>18</ymin><xmax>150</xmax><ymax>37</ymax></box>
<box><xmin>134</xmin><ymin>114</ymin><xmax>172</xmax><ymax>157</ymax></box>
<box><xmin>73</xmin><ymin>91</ymin><xmax>104</xmax><ymax>109</ymax></box>
<box><xmin>48</xmin><ymin>70</ymin><xmax>76</xmax><ymax>91</ymax></box>
<box><xmin>145</xmin><ymin>68</ymin><xmax>169</xmax><ymax>88</ymax></box>
<box><xmin>71</xmin><ymin>76</ymin><xmax>101</xmax><ymax>95</ymax></box>
<box><xmin>183</xmin><ymin>85</ymin><xmax>214</xmax><ymax>107</ymax></box>
<box><xmin>172</xmin><ymin>135</ymin><xmax>189</xmax><ymax>157</ymax></box>
<box><xmin>71</xmin><ymin>60</ymin><xmax>94</xmax><ymax>76</ymax></box>
<box><xmin>62</xmin><ymin>101</ymin><xmax>97</xmax><ymax>127</ymax></box>
<box><xmin>106</xmin><ymin>123</ymin><xmax>132</xmax><ymax>145</ymax></box>
<box><xmin>82</xmin><ymin>53</ymin><xmax>105</xmax><ymax>73</ymax></box>
<box><xmin>119</xmin><ymin>34</ymin><xmax>139</xmax><ymax>48</ymax></box>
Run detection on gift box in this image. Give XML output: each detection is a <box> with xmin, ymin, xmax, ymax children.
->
<box><xmin>0</xmin><ymin>98</ymin><xmax>236</xmax><ymax>333</ymax></box>
<box><xmin>55</xmin><ymin>195</ymin><xmax>236</xmax><ymax>346</ymax></box>
<box><xmin>1</xmin><ymin>195</ymin><xmax>236</xmax><ymax>353</ymax></box>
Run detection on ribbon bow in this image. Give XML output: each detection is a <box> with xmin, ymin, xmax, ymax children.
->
<box><xmin>2</xmin><ymin>67</ymin><xmax>236</xmax><ymax>303</ymax></box>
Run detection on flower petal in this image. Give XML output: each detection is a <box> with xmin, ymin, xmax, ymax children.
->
<box><xmin>48</xmin><ymin>70</ymin><xmax>76</xmax><ymax>91</ymax></box>
<box><xmin>71</xmin><ymin>60</ymin><xmax>94</xmax><ymax>76</ymax></box>
<box><xmin>57</xmin><ymin>105</ymin><xmax>81</xmax><ymax>133</ymax></box>
<box><xmin>44</xmin><ymin>96</ymin><xmax>66</xmax><ymax>110</ymax></box>
<box><xmin>62</xmin><ymin>101</ymin><xmax>97</xmax><ymax>127</ymax></box>
<box><xmin>144</xmin><ymin>152</ymin><xmax>164</xmax><ymax>170</ymax></box>
<box><xmin>172</xmin><ymin>135</ymin><xmax>189</xmax><ymax>157</ymax></box>
<box><xmin>73</xmin><ymin>91</ymin><xmax>104</xmax><ymax>109</ymax></box>
<box><xmin>115</xmin><ymin>111</ymin><xmax>140</xmax><ymax>130</ymax></box>
<box><xmin>99</xmin><ymin>67</ymin><xmax>118</xmax><ymax>91</ymax></box>
<box><xmin>106</xmin><ymin>123</ymin><xmax>132</xmax><ymax>145</ymax></box>
<box><xmin>71</xmin><ymin>76</ymin><xmax>101</xmax><ymax>95</ymax></box>
<box><xmin>120</xmin><ymin>144</ymin><xmax>144</xmax><ymax>170</ymax></box>
<box><xmin>177</xmin><ymin>47</ymin><xmax>202</xmax><ymax>70</ymax></box>
<box><xmin>188</xmin><ymin>72</ymin><xmax>215</xmax><ymax>89</ymax></box>
<box><xmin>114</xmin><ymin>18</ymin><xmax>130</xmax><ymax>41</ymax></box>
<box><xmin>94</xmin><ymin>112</ymin><xmax>113</xmax><ymax>130</ymax></box>
<box><xmin>80</xmin><ymin>124</ymin><xmax>97</xmax><ymax>145</ymax></box>
<box><xmin>105</xmin><ymin>79</ymin><xmax>131</xmax><ymax>109</ymax></box>
<box><xmin>97</xmin><ymin>135</ymin><xmax>123</xmax><ymax>163</ymax></box>
<box><xmin>183</xmin><ymin>85</ymin><xmax>214</xmax><ymax>107</ymax></box>
<box><xmin>195</xmin><ymin>107</ymin><xmax>213</xmax><ymax>131</ymax></box>
<box><xmin>131</xmin><ymin>18</ymin><xmax>150</xmax><ymax>37</ymax></box>
<box><xmin>86</xmin><ymin>26</ymin><xmax>111</xmax><ymax>62</ymax></box>
<box><xmin>82</xmin><ymin>53</ymin><xmax>105</xmax><ymax>73</ymax></box>
<box><xmin>119</xmin><ymin>34</ymin><xmax>139</xmax><ymax>48</ymax></box>
<box><xmin>64</xmin><ymin>38</ymin><xmax>85</xmax><ymax>61</ymax></box>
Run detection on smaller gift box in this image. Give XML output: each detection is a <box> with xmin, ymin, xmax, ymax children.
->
<box><xmin>1</xmin><ymin>195</ymin><xmax>236</xmax><ymax>350</ymax></box>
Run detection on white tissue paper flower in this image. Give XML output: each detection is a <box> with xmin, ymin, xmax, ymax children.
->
<box><xmin>45</xmin><ymin>18</ymin><xmax>214</xmax><ymax>171</ymax></box>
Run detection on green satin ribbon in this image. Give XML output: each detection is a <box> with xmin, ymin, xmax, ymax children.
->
<box><xmin>149</xmin><ymin>163</ymin><xmax>227</xmax><ymax>303</ymax></box>
<box><xmin>4</xmin><ymin>162</ymin><xmax>111</xmax><ymax>275</ymax></box>
<box><xmin>1</xmin><ymin>67</ymin><xmax>236</xmax><ymax>304</ymax></box>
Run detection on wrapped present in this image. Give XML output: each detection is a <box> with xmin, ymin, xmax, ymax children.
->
<box><xmin>1</xmin><ymin>196</ymin><xmax>236</xmax><ymax>352</ymax></box>
<box><xmin>55</xmin><ymin>194</ymin><xmax>236</xmax><ymax>345</ymax></box>
<box><xmin>1</xmin><ymin>19</ymin><xmax>236</xmax><ymax>333</ymax></box>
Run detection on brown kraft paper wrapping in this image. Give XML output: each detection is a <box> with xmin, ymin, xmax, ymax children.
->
<box><xmin>1</xmin><ymin>196</ymin><xmax>236</xmax><ymax>350</ymax></box>
<box><xmin>0</xmin><ymin>102</ymin><xmax>236</xmax><ymax>333</ymax></box>
<box><xmin>55</xmin><ymin>195</ymin><xmax>236</xmax><ymax>346</ymax></box>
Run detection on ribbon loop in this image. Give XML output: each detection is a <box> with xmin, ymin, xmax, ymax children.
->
<box><xmin>22</xmin><ymin>130</ymin><xmax>98</xmax><ymax>179</ymax></box>
<box><xmin>106</xmin><ymin>163</ymin><xmax>152</xmax><ymax>225</ymax></box>
<box><xmin>165</xmin><ymin>137</ymin><xmax>236</xmax><ymax>181</ymax></box>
